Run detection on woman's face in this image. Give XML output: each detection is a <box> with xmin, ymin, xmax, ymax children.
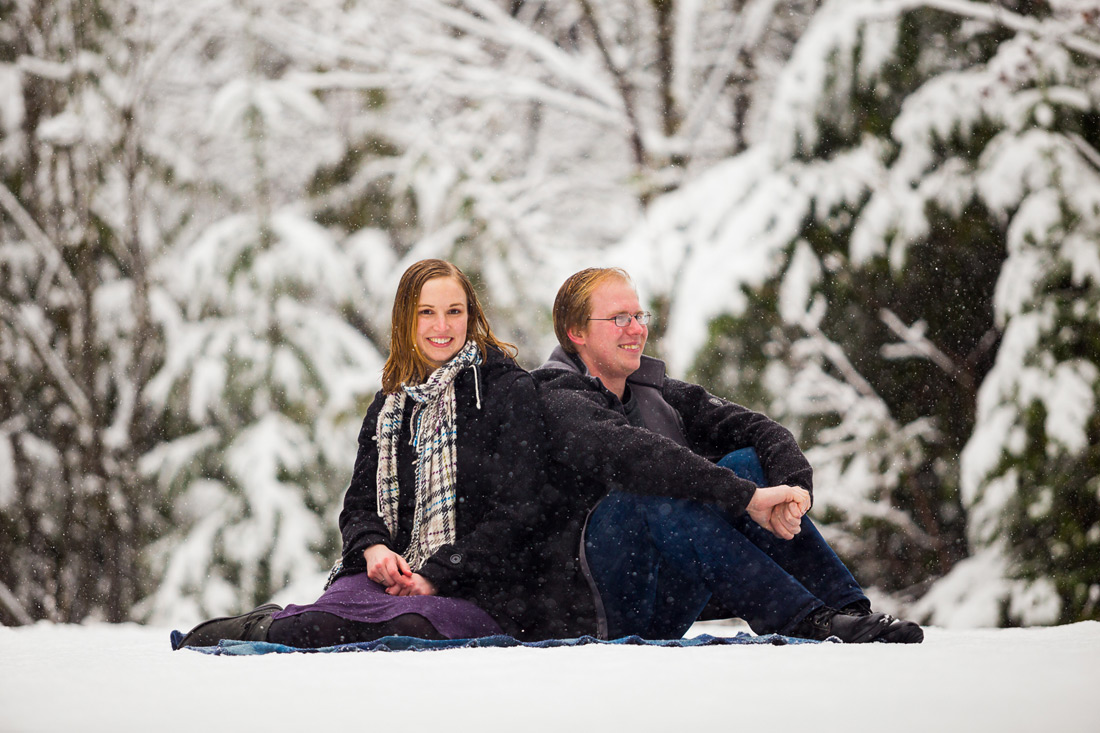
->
<box><xmin>416</xmin><ymin>276</ymin><xmax>469</xmax><ymax>366</ymax></box>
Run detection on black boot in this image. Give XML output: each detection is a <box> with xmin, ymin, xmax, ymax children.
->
<box><xmin>788</xmin><ymin>606</ymin><xmax>893</xmax><ymax>643</ymax></box>
<box><xmin>841</xmin><ymin>600</ymin><xmax>924</xmax><ymax>644</ymax></box>
<box><xmin>177</xmin><ymin>603</ymin><xmax>283</xmax><ymax>648</ymax></box>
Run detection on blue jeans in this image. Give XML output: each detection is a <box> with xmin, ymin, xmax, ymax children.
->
<box><xmin>584</xmin><ymin>448</ymin><xmax>866</xmax><ymax>639</ymax></box>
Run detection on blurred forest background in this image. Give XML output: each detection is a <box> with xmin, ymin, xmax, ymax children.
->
<box><xmin>1</xmin><ymin>0</ymin><xmax>1098</xmax><ymax>629</ymax></box>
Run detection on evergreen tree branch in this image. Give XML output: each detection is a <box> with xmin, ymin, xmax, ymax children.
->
<box><xmin>885</xmin><ymin>0</ymin><xmax>1100</xmax><ymax>62</ymax></box>
<box><xmin>799</xmin><ymin>319</ymin><xmax>882</xmax><ymax>401</ymax></box>
<box><xmin>1069</xmin><ymin>132</ymin><xmax>1100</xmax><ymax>173</ymax></box>
<box><xmin>879</xmin><ymin>308</ymin><xmax>975</xmax><ymax>392</ymax></box>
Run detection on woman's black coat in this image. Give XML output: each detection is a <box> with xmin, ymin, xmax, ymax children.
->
<box><xmin>336</xmin><ymin>347</ymin><xmax>552</xmax><ymax>639</ymax></box>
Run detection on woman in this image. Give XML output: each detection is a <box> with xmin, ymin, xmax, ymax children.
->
<box><xmin>176</xmin><ymin>260</ymin><xmax>547</xmax><ymax>648</ymax></box>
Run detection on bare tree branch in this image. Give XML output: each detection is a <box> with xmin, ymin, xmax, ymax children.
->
<box><xmin>0</xmin><ymin>580</ymin><xmax>34</xmax><ymax>626</ymax></box>
<box><xmin>574</xmin><ymin>0</ymin><xmax>647</xmax><ymax>169</ymax></box>
<box><xmin>0</xmin><ymin>301</ymin><xmax>93</xmax><ymax>425</ymax></box>
<box><xmin>879</xmin><ymin>309</ymin><xmax>957</xmax><ymax>373</ymax></box>
<box><xmin>678</xmin><ymin>0</ymin><xmax>780</xmax><ymax>153</ymax></box>
<box><xmin>417</xmin><ymin>0</ymin><xmax>622</xmax><ymax>108</ymax></box>
<box><xmin>0</xmin><ymin>182</ymin><xmax>81</xmax><ymax>310</ymax></box>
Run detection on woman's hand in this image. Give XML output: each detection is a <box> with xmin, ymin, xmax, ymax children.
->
<box><xmin>386</xmin><ymin>573</ymin><xmax>436</xmax><ymax>596</ymax></box>
<box><xmin>363</xmin><ymin>544</ymin><xmax>413</xmax><ymax>589</ymax></box>
<box><xmin>746</xmin><ymin>485</ymin><xmax>810</xmax><ymax>540</ymax></box>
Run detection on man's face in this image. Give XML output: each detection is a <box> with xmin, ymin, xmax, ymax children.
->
<box><xmin>570</xmin><ymin>278</ymin><xmax>647</xmax><ymax>389</ymax></box>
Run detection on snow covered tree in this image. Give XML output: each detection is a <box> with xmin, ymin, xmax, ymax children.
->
<box><xmin>629</xmin><ymin>0</ymin><xmax>1100</xmax><ymax>623</ymax></box>
<box><xmin>262</xmin><ymin>0</ymin><xmax>825</xmax><ymax>359</ymax></box>
<box><xmin>138</xmin><ymin>210</ymin><xmax>385</xmax><ymax>625</ymax></box>
<box><xmin>127</xmin><ymin>2</ymin><xmax>397</xmax><ymax>625</ymax></box>
<box><xmin>0</xmin><ymin>0</ymin><xmax>177</xmax><ymax>623</ymax></box>
<box><xmin>0</xmin><ymin>0</ymin><xmax>393</xmax><ymax>624</ymax></box>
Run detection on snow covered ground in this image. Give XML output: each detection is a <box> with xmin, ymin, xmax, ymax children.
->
<box><xmin>2</xmin><ymin>620</ymin><xmax>1098</xmax><ymax>733</ymax></box>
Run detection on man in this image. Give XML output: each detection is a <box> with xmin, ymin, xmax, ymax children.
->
<box><xmin>532</xmin><ymin>267</ymin><xmax>922</xmax><ymax>643</ymax></box>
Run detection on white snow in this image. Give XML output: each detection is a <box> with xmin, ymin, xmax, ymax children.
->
<box><xmin>1</xmin><ymin>620</ymin><xmax>1098</xmax><ymax>732</ymax></box>
<box><xmin>778</xmin><ymin>240</ymin><xmax>822</xmax><ymax>325</ymax></box>
<box><xmin>910</xmin><ymin>543</ymin><xmax>1063</xmax><ymax>627</ymax></box>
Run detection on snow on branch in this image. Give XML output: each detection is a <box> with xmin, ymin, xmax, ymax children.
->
<box><xmin>574</xmin><ymin>0</ymin><xmax>646</xmax><ymax>166</ymax></box>
<box><xmin>798</xmin><ymin>318</ymin><xmax>881</xmax><ymax>402</ymax></box>
<box><xmin>781</xmin><ymin>323</ymin><xmax>944</xmax><ymax>551</ymax></box>
<box><xmin>883</xmin><ymin>0</ymin><xmax>1100</xmax><ymax>62</ymax></box>
<box><xmin>0</xmin><ymin>183</ymin><xmax>81</xmax><ymax>310</ymax></box>
<box><xmin>0</xmin><ymin>415</ymin><xmax>27</xmax><ymax>435</ymax></box>
<box><xmin>817</xmin><ymin>482</ymin><xmax>942</xmax><ymax>548</ymax></box>
<box><xmin>15</xmin><ymin>55</ymin><xmax>73</xmax><ymax>82</ymax></box>
<box><xmin>258</xmin><ymin>8</ymin><xmax>387</xmax><ymax>69</ymax></box>
<box><xmin>879</xmin><ymin>308</ymin><xmax>975</xmax><ymax>391</ymax></box>
<box><xmin>677</xmin><ymin>0</ymin><xmax>780</xmax><ymax>152</ymax></box>
<box><xmin>0</xmin><ymin>301</ymin><xmax>93</xmax><ymax>426</ymax></box>
<box><xmin>1069</xmin><ymin>132</ymin><xmax>1100</xmax><ymax>172</ymax></box>
<box><xmin>415</xmin><ymin>0</ymin><xmax>621</xmax><ymax>108</ymax></box>
<box><xmin>420</xmin><ymin>65</ymin><xmax>626</xmax><ymax>127</ymax></box>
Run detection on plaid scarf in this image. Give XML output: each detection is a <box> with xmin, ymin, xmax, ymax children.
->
<box><xmin>375</xmin><ymin>339</ymin><xmax>482</xmax><ymax>572</ymax></box>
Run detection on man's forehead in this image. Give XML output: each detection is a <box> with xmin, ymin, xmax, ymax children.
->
<box><xmin>591</xmin><ymin>279</ymin><xmax>639</xmax><ymax>309</ymax></box>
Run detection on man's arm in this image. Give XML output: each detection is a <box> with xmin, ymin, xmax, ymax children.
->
<box><xmin>661</xmin><ymin>379</ymin><xmax>814</xmax><ymax>497</ymax></box>
<box><xmin>538</xmin><ymin>373</ymin><xmax>763</xmax><ymax>515</ymax></box>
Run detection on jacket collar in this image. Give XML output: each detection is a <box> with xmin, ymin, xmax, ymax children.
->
<box><xmin>538</xmin><ymin>345</ymin><xmax>586</xmax><ymax>374</ymax></box>
<box><xmin>539</xmin><ymin>345</ymin><xmax>667</xmax><ymax>389</ymax></box>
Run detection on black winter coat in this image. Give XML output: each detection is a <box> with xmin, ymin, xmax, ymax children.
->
<box><xmin>529</xmin><ymin>346</ymin><xmax>814</xmax><ymax>638</ymax></box>
<box><xmin>336</xmin><ymin>347</ymin><xmax>551</xmax><ymax>639</ymax></box>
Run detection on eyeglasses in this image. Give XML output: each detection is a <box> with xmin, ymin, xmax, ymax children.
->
<box><xmin>587</xmin><ymin>312</ymin><xmax>653</xmax><ymax>328</ymax></box>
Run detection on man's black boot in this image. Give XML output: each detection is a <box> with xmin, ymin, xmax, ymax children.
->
<box><xmin>841</xmin><ymin>600</ymin><xmax>924</xmax><ymax>644</ymax></box>
<box><xmin>788</xmin><ymin>606</ymin><xmax>892</xmax><ymax>643</ymax></box>
<box><xmin>176</xmin><ymin>603</ymin><xmax>283</xmax><ymax>648</ymax></box>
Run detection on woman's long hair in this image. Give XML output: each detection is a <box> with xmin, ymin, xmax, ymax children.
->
<box><xmin>381</xmin><ymin>259</ymin><xmax>517</xmax><ymax>393</ymax></box>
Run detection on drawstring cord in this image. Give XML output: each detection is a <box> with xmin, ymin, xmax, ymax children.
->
<box><xmin>473</xmin><ymin>364</ymin><xmax>482</xmax><ymax>409</ymax></box>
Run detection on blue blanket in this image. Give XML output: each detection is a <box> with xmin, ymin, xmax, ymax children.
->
<box><xmin>170</xmin><ymin>630</ymin><xmax>829</xmax><ymax>655</ymax></box>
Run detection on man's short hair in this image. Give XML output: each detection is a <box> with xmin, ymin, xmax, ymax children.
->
<box><xmin>553</xmin><ymin>267</ymin><xmax>634</xmax><ymax>354</ymax></box>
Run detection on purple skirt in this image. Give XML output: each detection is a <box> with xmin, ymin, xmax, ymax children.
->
<box><xmin>272</xmin><ymin>572</ymin><xmax>503</xmax><ymax>640</ymax></box>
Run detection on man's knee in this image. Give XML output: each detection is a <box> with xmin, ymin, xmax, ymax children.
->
<box><xmin>717</xmin><ymin>447</ymin><xmax>766</xmax><ymax>485</ymax></box>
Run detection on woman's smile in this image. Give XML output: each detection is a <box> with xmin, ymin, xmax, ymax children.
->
<box><xmin>416</xmin><ymin>277</ymin><xmax>469</xmax><ymax>365</ymax></box>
